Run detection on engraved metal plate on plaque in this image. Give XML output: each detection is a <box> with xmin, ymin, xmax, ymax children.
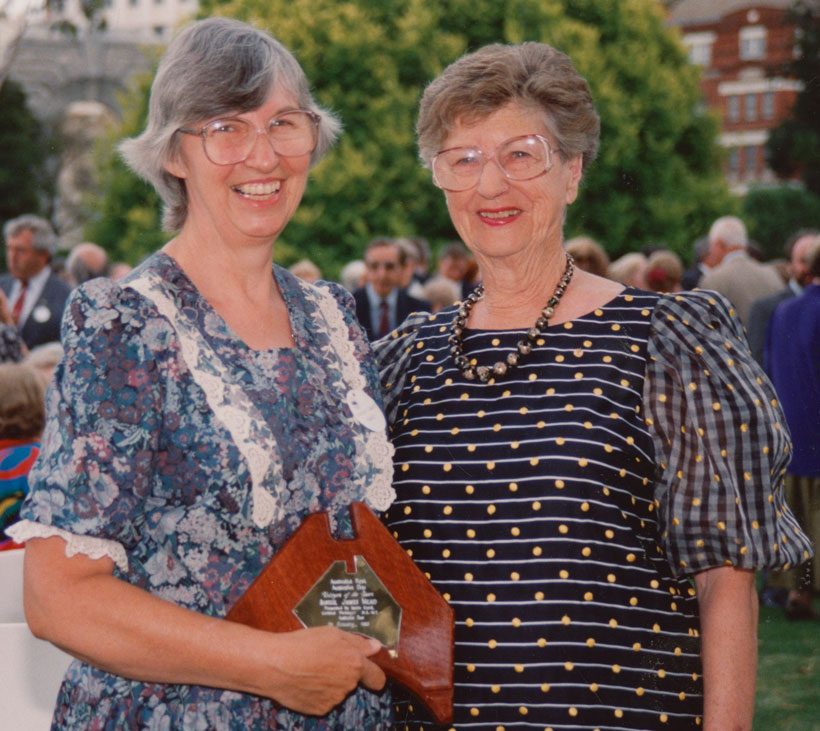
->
<box><xmin>293</xmin><ymin>555</ymin><xmax>401</xmax><ymax>649</ymax></box>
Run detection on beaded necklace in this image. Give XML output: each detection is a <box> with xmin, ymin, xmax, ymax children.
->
<box><xmin>449</xmin><ymin>253</ymin><xmax>575</xmax><ymax>382</ymax></box>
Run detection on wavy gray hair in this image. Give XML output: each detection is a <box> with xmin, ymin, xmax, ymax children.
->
<box><xmin>3</xmin><ymin>215</ymin><xmax>58</xmax><ymax>256</ymax></box>
<box><xmin>119</xmin><ymin>17</ymin><xmax>341</xmax><ymax>232</ymax></box>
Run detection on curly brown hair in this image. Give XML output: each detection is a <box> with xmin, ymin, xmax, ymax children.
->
<box><xmin>417</xmin><ymin>42</ymin><xmax>600</xmax><ymax>172</ymax></box>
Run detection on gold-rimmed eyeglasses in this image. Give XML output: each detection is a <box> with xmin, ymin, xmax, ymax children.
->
<box><xmin>431</xmin><ymin>134</ymin><xmax>555</xmax><ymax>192</ymax></box>
<box><xmin>177</xmin><ymin>110</ymin><xmax>320</xmax><ymax>166</ymax></box>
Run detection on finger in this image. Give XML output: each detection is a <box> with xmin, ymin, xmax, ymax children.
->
<box><xmin>341</xmin><ymin>632</ymin><xmax>382</xmax><ymax>657</ymax></box>
<box><xmin>359</xmin><ymin>657</ymin><xmax>387</xmax><ymax>691</ymax></box>
<box><xmin>362</xmin><ymin>637</ymin><xmax>382</xmax><ymax>657</ymax></box>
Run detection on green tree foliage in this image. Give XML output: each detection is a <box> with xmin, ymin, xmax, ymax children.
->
<box><xmin>766</xmin><ymin>1</ymin><xmax>820</xmax><ymax>195</ymax></box>
<box><xmin>742</xmin><ymin>185</ymin><xmax>820</xmax><ymax>260</ymax></box>
<box><xmin>91</xmin><ymin>0</ymin><xmax>733</xmax><ymax>274</ymax></box>
<box><xmin>0</xmin><ymin>79</ymin><xmax>51</xmax><ymax>227</ymax></box>
<box><xmin>84</xmin><ymin>67</ymin><xmax>169</xmax><ymax>265</ymax></box>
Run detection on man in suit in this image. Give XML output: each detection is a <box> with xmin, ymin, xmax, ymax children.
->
<box><xmin>699</xmin><ymin>215</ymin><xmax>783</xmax><ymax>326</ymax></box>
<box><xmin>1</xmin><ymin>215</ymin><xmax>71</xmax><ymax>350</ymax></box>
<box><xmin>763</xmin><ymin>235</ymin><xmax>820</xmax><ymax>619</ymax></box>
<box><xmin>747</xmin><ymin>229</ymin><xmax>818</xmax><ymax>365</ymax></box>
<box><xmin>354</xmin><ymin>237</ymin><xmax>429</xmax><ymax>340</ymax></box>
<box><xmin>680</xmin><ymin>236</ymin><xmax>713</xmax><ymax>290</ymax></box>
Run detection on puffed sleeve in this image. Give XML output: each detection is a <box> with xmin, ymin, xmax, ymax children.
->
<box><xmin>372</xmin><ymin>312</ymin><xmax>430</xmax><ymax>427</ymax></box>
<box><xmin>644</xmin><ymin>290</ymin><xmax>813</xmax><ymax>578</ymax></box>
<box><xmin>9</xmin><ymin>278</ymin><xmax>168</xmax><ymax>571</ymax></box>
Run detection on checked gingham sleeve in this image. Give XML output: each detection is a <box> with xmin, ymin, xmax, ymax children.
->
<box><xmin>644</xmin><ymin>290</ymin><xmax>813</xmax><ymax>578</ymax></box>
<box><xmin>372</xmin><ymin>312</ymin><xmax>429</xmax><ymax>428</ymax></box>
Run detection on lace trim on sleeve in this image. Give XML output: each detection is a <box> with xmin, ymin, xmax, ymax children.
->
<box><xmin>6</xmin><ymin>520</ymin><xmax>129</xmax><ymax>572</ymax></box>
<box><xmin>301</xmin><ymin>283</ymin><xmax>395</xmax><ymax>512</ymax></box>
<box><xmin>644</xmin><ymin>290</ymin><xmax>813</xmax><ymax>577</ymax></box>
<box><xmin>125</xmin><ymin>275</ymin><xmax>284</xmax><ymax>529</ymax></box>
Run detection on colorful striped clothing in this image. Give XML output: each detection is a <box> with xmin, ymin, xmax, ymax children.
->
<box><xmin>376</xmin><ymin>288</ymin><xmax>811</xmax><ymax>730</ymax></box>
<box><xmin>0</xmin><ymin>439</ymin><xmax>39</xmax><ymax>544</ymax></box>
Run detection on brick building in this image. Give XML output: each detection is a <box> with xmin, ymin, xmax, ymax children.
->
<box><xmin>666</xmin><ymin>0</ymin><xmax>802</xmax><ymax>192</ymax></box>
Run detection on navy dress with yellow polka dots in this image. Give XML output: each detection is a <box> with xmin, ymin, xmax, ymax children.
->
<box><xmin>375</xmin><ymin>288</ymin><xmax>811</xmax><ymax>731</ymax></box>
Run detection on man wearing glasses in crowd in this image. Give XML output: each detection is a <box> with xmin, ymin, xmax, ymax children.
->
<box><xmin>353</xmin><ymin>237</ymin><xmax>429</xmax><ymax>340</ymax></box>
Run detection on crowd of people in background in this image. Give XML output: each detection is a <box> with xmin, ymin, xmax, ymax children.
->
<box><xmin>288</xmin><ymin>216</ymin><xmax>820</xmax><ymax>628</ymax></box>
<box><xmin>1</xmin><ymin>207</ymin><xmax>818</xmax><ymax>619</ymax></box>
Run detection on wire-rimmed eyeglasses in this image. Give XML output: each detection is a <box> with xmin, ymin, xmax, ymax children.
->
<box><xmin>177</xmin><ymin>110</ymin><xmax>320</xmax><ymax>166</ymax></box>
<box><xmin>431</xmin><ymin>134</ymin><xmax>555</xmax><ymax>192</ymax></box>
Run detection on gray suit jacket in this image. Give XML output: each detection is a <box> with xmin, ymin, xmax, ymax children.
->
<box><xmin>0</xmin><ymin>271</ymin><xmax>71</xmax><ymax>349</ymax></box>
<box><xmin>746</xmin><ymin>286</ymin><xmax>795</xmax><ymax>366</ymax></box>
<box><xmin>699</xmin><ymin>253</ymin><xmax>783</xmax><ymax>326</ymax></box>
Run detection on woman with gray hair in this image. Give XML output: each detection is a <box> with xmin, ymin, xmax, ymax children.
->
<box><xmin>376</xmin><ymin>42</ymin><xmax>810</xmax><ymax>729</ymax></box>
<box><xmin>9</xmin><ymin>17</ymin><xmax>394</xmax><ymax>728</ymax></box>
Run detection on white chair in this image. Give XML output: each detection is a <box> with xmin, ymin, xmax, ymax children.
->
<box><xmin>0</xmin><ymin>622</ymin><xmax>73</xmax><ymax>729</ymax></box>
<box><xmin>0</xmin><ymin>548</ymin><xmax>25</xmax><ymax>622</ymax></box>
<box><xmin>0</xmin><ymin>548</ymin><xmax>73</xmax><ymax>729</ymax></box>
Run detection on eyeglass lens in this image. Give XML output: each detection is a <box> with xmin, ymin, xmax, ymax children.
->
<box><xmin>202</xmin><ymin>111</ymin><xmax>317</xmax><ymax>165</ymax></box>
<box><xmin>433</xmin><ymin>135</ymin><xmax>551</xmax><ymax>191</ymax></box>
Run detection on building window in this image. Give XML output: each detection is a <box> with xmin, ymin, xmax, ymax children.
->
<box><xmin>739</xmin><ymin>26</ymin><xmax>766</xmax><ymax>60</ymax></box>
<box><xmin>128</xmin><ymin>0</ymin><xmax>137</xmax><ymax>6</ymax></box>
<box><xmin>689</xmin><ymin>41</ymin><xmax>711</xmax><ymax>66</ymax></box>
<box><xmin>727</xmin><ymin>96</ymin><xmax>740</xmax><ymax>122</ymax></box>
<box><xmin>745</xmin><ymin>93</ymin><xmax>757</xmax><ymax>121</ymax></box>
<box><xmin>763</xmin><ymin>92</ymin><xmax>775</xmax><ymax>119</ymax></box>
<box><xmin>684</xmin><ymin>31</ymin><xmax>715</xmax><ymax>67</ymax></box>
<box><xmin>728</xmin><ymin>148</ymin><xmax>740</xmax><ymax>176</ymax></box>
<box><xmin>743</xmin><ymin>145</ymin><xmax>757</xmax><ymax>177</ymax></box>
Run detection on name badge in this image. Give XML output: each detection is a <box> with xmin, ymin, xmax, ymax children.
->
<box><xmin>32</xmin><ymin>305</ymin><xmax>51</xmax><ymax>323</ymax></box>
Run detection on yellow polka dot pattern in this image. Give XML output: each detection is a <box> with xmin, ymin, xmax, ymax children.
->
<box><xmin>375</xmin><ymin>289</ymin><xmax>803</xmax><ymax>729</ymax></box>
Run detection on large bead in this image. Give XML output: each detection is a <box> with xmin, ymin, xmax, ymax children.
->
<box><xmin>506</xmin><ymin>352</ymin><xmax>519</xmax><ymax>366</ymax></box>
<box><xmin>517</xmin><ymin>340</ymin><xmax>532</xmax><ymax>355</ymax></box>
<box><xmin>477</xmin><ymin>366</ymin><xmax>490</xmax><ymax>382</ymax></box>
<box><xmin>543</xmin><ymin>306</ymin><xmax>555</xmax><ymax>318</ymax></box>
<box><xmin>492</xmin><ymin>361</ymin><xmax>507</xmax><ymax>376</ymax></box>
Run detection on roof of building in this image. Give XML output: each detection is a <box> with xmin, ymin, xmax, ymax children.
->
<box><xmin>666</xmin><ymin>0</ymin><xmax>795</xmax><ymax>26</ymax></box>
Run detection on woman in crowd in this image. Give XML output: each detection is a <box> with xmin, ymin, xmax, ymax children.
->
<box><xmin>607</xmin><ymin>250</ymin><xmax>648</xmax><ymax>289</ymax></box>
<box><xmin>9</xmin><ymin>18</ymin><xmax>394</xmax><ymax>729</ymax></box>
<box><xmin>376</xmin><ymin>42</ymin><xmax>811</xmax><ymax>730</ymax></box>
<box><xmin>563</xmin><ymin>234</ymin><xmax>609</xmax><ymax>278</ymax></box>
<box><xmin>0</xmin><ymin>363</ymin><xmax>44</xmax><ymax>548</ymax></box>
<box><xmin>645</xmin><ymin>248</ymin><xmax>684</xmax><ymax>293</ymax></box>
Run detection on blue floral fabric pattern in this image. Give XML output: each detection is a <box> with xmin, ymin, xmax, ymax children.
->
<box><xmin>17</xmin><ymin>252</ymin><xmax>392</xmax><ymax>730</ymax></box>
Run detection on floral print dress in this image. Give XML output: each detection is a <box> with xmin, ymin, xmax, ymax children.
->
<box><xmin>11</xmin><ymin>252</ymin><xmax>395</xmax><ymax>730</ymax></box>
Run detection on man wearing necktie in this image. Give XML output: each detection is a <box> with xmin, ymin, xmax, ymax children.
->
<box><xmin>353</xmin><ymin>237</ymin><xmax>430</xmax><ymax>341</ymax></box>
<box><xmin>1</xmin><ymin>215</ymin><xmax>71</xmax><ymax>350</ymax></box>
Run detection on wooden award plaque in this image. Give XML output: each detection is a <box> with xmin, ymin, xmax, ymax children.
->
<box><xmin>226</xmin><ymin>502</ymin><xmax>454</xmax><ymax>723</ymax></box>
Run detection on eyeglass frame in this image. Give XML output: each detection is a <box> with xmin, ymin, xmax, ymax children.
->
<box><xmin>176</xmin><ymin>109</ymin><xmax>321</xmax><ymax>166</ymax></box>
<box><xmin>430</xmin><ymin>133</ymin><xmax>557</xmax><ymax>192</ymax></box>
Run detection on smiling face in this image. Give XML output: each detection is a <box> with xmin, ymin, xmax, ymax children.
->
<box><xmin>440</xmin><ymin>103</ymin><xmax>582</xmax><ymax>264</ymax></box>
<box><xmin>165</xmin><ymin>85</ymin><xmax>311</xmax><ymax>246</ymax></box>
